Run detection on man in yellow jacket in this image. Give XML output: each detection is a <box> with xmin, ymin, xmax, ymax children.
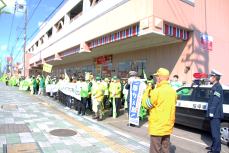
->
<box><xmin>142</xmin><ymin>68</ymin><xmax>177</xmax><ymax>153</ymax></box>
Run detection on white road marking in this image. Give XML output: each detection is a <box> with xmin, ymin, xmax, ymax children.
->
<box><xmin>171</xmin><ymin>134</ymin><xmax>207</xmax><ymax>146</ymax></box>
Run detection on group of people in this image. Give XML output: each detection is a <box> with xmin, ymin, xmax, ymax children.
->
<box><xmin>56</xmin><ymin>72</ymin><xmax>141</xmax><ymax>121</ymax></box>
<box><xmin>141</xmin><ymin>68</ymin><xmax>224</xmax><ymax>153</ymax></box>
<box><xmin>1</xmin><ymin>67</ymin><xmax>224</xmax><ymax>153</ymax></box>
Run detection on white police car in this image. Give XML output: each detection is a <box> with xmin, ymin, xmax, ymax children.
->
<box><xmin>176</xmin><ymin>84</ymin><xmax>229</xmax><ymax>145</ymax></box>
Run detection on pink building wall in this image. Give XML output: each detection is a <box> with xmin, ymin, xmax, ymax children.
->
<box><xmin>154</xmin><ymin>0</ymin><xmax>229</xmax><ymax>84</ymax></box>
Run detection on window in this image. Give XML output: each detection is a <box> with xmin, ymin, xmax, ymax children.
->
<box><xmin>47</xmin><ymin>28</ymin><xmax>52</xmax><ymax>38</ymax></box>
<box><xmin>193</xmin><ymin>88</ymin><xmax>210</xmax><ymax>102</ymax></box>
<box><xmin>118</xmin><ymin>61</ymin><xmax>131</xmax><ymax>78</ymax></box>
<box><xmin>135</xmin><ymin>60</ymin><xmax>146</xmax><ymax>79</ymax></box>
<box><xmin>40</xmin><ymin>36</ymin><xmax>44</xmax><ymax>44</ymax></box>
<box><xmin>101</xmin><ymin>63</ymin><xmax>112</xmax><ymax>78</ymax></box>
<box><xmin>35</xmin><ymin>41</ymin><xmax>39</xmax><ymax>47</ymax></box>
<box><xmin>89</xmin><ymin>0</ymin><xmax>102</xmax><ymax>6</ymax></box>
<box><xmin>177</xmin><ymin>87</ymin><xmax>193</xmax><ymax>101</ymax></box>
<box><xmin>223</xmin><ymin>90</ymin><xmax>229</xmax><ymax>104</ymax></box>
<box><xmin>55</xmin><ymin>17</ymin><xmax>64</xmax><ymax>32</ymax></box>
<box><xmin>68</xmin><ymin>0</ymin><xmax>83</xmax><ymax>21</ymax></box>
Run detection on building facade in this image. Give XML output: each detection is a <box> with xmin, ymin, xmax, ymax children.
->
<box><xmin>27</xmin><ymin>0</ymin><xmax>229</xmax><ymax>84</ymax></box>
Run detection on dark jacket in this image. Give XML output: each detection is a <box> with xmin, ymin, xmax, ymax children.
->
<box><xmin>207</xmin><ymin>82</ymin><xmax>224</xmax><ymax>119</ymax></box>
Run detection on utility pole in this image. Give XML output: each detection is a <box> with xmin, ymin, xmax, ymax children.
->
<box><xmin>23</xmin><ymin>7</ymin><xmax>27</xmax><ymax>77</ymax></box>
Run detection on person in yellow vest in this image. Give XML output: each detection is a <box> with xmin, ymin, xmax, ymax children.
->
<box><xmin>142</xmin><ymin>68</ymin><xmax>177</xmax><ymax>153</ymax></box>
<box><xmin>109</xmin><ymin>76</ymin><xmax>122</xmax><ymax>118</ymax></box>
<box><xmin>92</xmin><ymin>76</ymin><xmax>104</xmax><ymax>121</ymax></box>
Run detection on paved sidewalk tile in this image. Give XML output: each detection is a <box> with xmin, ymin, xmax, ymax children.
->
<box><xmin>0</xmin><ymin>85</ymin><xmax>149</xmax><ymax>153</ymax></box>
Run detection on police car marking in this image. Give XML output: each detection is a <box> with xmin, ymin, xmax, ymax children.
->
<box><xmin>176</xmin><ymin>100</ymin><xmax>229</xmax><ymax>114</ymax></box>
<box><xmin>176</xmin><ymin>100</ymin><xmax>208</xmax><ymax>110</ymax></box>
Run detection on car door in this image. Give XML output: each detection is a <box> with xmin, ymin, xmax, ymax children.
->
<box><xmin>176</xmin><ymin>87</ymin><xmax>197</xmax><ymax>128</ymax></box>
<box><xmin>191</xmin><ymin>87</ymin><xmax>211</xmax><ymax>130</ymax></box>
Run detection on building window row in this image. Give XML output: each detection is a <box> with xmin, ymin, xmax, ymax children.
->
<box><xmin>89</xmin><ymin>0</ymin><xmax>102</xmax><ymax>6</ymax></box>
<box><xmin>27</xmin><ymin>0</ymin><xmax>90</xmax><ymax>53</ymax></box>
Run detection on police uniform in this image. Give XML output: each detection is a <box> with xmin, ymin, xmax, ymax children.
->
<box><xmin>206</xmin><ymin>70</ymin><xmax>224</xmax><ymax>153</ymax></box>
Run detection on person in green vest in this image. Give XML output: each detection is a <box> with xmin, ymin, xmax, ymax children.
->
<box><xmin>32</xmin><ymin>76</ymin><xmax>38</xmax><ymax>95</ymax></box>
<box><xmin>78</xmin><ymin>78</ymin><xmax>89</xmax><ymax>116</ymax></box>
<box><xmin>38</xmin><ymin>75</ymin><xmax>45</xmax><ymax>95</ymax></box>
<box><xmin>87</xmin><ymin>77</ymin><xmax>93</xmax><ymax>112</ymax></box>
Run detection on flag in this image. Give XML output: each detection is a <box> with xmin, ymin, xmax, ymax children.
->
<box><xmin>143</xmin><ymin>69</ymin><xmax>147</xmax><ymax>80</ymax></box>
<box><xmin>200</xmin><ymin>34</ymin><xmax>213</xmax><ymax>51</ymax></box>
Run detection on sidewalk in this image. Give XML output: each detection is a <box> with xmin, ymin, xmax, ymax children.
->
<box><xmin>38</xmin><ymin>94</ymin><xmax>150</xmax><ymax>146</ymax></box>
<box><xmin>0</xmin><ymin>84</ymin><xmax>149</xmax><ymax>153</ymax></box>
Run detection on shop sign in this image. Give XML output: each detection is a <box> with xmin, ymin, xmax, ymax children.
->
<box><xmin>95</xmin><ymin>55</ymin><xmax>112</xmax><ymax>65</ymax></box>
<box><xmin>200</xmin><ymin>33</ymin><xmax>213</xmax><ymax>51</ymax></box>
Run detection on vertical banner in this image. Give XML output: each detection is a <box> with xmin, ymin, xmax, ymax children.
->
<box><xmin>129</xmin><ymin>79</ymin><xmax>146</xmax><ymax>126</ymax></box>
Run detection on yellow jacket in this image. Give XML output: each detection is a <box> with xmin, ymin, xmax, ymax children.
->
<box><xmin>142</xmin><ymin>80</ymin><xmax>177</xmax><ymax>136</ymax></box>
<box><xmin>93</xmin><ymin>83</ymin><xmax>104</xmax><ymax>102</ymax></box>
<box><xmin>109</xmin><ymin>82</ymin><xmax>121</xmax><ymax>98</ymax></box>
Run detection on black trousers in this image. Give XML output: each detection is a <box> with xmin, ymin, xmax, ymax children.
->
<box><xmin>78</xmin><ymin>97</ymin><xmax>87</xmax><ymax>115</ymax></box>
<box><xmin>110</xmin><ymin>98</ymin><xmax>121</xmax><ymax>117</ymax></box>
<box><xmin>210</xmin><ymin>118</ymin><xmax>221</xmax><ymax>152</ymax></box>
<box><xmin>103</xmin><ymin>95</ymin><xmax>109</xmax><ymax>109</ymax></box>
<box><xmin>87</xmin><ymin>97</ymin><xmax>92</xmax><ymax>111</ymax></box>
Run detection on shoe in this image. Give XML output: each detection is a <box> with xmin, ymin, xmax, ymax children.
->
<box><xmin>92</xmin><ymin>116</ymin><xmax>98</xmax><ymax>119</ymax></box>
<box><xmin>205</xmin><ymin>146</ymin><xmax>212</xmax><ymax>150</ymax></box>
<box><xmin>97</xmin><ymin>118</ymin><xmax>103</xmax><ymax>121</ymax></box>
<box><xmin>127</xmin><ymin>123</ymin><xmax>136</xmax><ymax>127</ymax></box>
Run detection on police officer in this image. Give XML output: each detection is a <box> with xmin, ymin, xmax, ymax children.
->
<box><xmin>206</xmin><ymin>69</ymin><xmax>224</xmax><ymax>153</ymax></box>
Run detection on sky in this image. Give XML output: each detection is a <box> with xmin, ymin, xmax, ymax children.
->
<box><xmin>0</xmin><ymin>0</ymin><xmax>64</xmax><ymax>71</ymax></box>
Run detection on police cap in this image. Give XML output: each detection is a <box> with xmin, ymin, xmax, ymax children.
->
<box><xmin>209</xmin><ymin>69</ymin><xmax>222</xmax><ymax>77</ymax></box>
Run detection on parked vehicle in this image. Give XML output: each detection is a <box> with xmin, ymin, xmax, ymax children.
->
<box><xmin>176</xmin><ymin>83</ymin><xmax>229</xmax><ymax>145</ymax></box>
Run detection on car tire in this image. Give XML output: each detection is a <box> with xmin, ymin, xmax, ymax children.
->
<box><xmin>220</xmin><ymin>122</ymin><xmax>229</xmax><ymax>145</ymax></box>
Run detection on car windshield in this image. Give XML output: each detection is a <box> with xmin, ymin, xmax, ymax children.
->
<box><xmin>177</xmin><ymin>87</ymin><xmax>193</xmax><ymax>101</ymax></box>
<box><xmin>177</xmin><ymin>86</ymin><xmax>229</xmax><ymax>104</ymax></box>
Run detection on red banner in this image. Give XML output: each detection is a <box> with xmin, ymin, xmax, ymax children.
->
<box><xmin>96</xmin><ymin>55</ymin><xmax>112</xmax><ymax>65</ymax></box>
